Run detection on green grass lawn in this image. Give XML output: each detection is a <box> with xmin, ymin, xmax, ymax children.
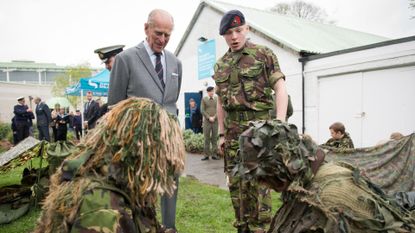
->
<box><xmin>0</xmin><ymin>167</ymin><xmax>282</xmax><ymax>233</ymax></box>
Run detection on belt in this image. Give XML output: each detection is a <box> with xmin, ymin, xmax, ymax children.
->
<box><xmin>226</xmin><ymin>110</ymin><xmax>269</xmax><ymax>121</ymax></box>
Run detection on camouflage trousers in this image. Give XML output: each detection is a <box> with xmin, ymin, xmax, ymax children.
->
<box><xmin>224</xmin><ymin>111</ymin><xmax>272</xmax><ymax>232</ymax></box>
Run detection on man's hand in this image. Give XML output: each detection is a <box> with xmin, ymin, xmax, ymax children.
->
<box><xmin>209</xmin><ymin>116</ymin><xmax>215</xmax><ymax>122</ymax></box>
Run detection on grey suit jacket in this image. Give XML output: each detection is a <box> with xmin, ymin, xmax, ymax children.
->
<box><xmin>108</xmin><ymin>42</ymin><xmax>182</xmax><ymax>116</ymax></box>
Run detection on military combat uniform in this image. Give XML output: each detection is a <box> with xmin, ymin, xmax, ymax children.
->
<box><xmin>323</xmin><ymin>132</ymin><xmax>354</xmax><ymax>149</ymax></box>
<box><xmin>213</xmin><ymin>40</ymin><xmax>285</xmax><ymax>231</ymax></box>
<box><xmin>33</xmin><ymin>98</ymin><xmax>185</xmax><ymax>233</ymax></box>
<box><xmin>238</xmin><ymin>120</ymin><xmax>415</xmax><ymax>233</ymax></box>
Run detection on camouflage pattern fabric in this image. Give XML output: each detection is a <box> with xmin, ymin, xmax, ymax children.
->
<box><xmin>33</xmin><ymin>98</ymin><xmax>185</xmax><ymax>233</ymax></box>
<box><xmin>325</xmin><ymin>133</ymin><xmax>415</xmax><ymax>195</ymax></box>
<box><xmin>322</xmin><ymin>132</ymin><xmax>354</xmax><ymax>149</ymax></box>
<box><xmin>214</xmin><ymin>41</ymin><xmax>285</xmax><ymax>112</ymax></box>
<box><xmin>213</xmin><ymin>41</ymin><xmax>285</xmax><ymax>232</ymax></box>
<box><xmin>238</xmin><ymin>120</ymin><xmax>415</xmax><ymax>233</ymax></box>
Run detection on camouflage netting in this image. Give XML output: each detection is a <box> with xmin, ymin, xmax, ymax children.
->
<box><xmin>238</xmin><ymin>120</ymin><xmax>415</xmax><ymax>233</ymax></box>
<box><xmin>324</xmin><ymin>133</ymin><xmax>415</xmax><ymax>195</ymax></box>
<box><xmin>34</xmin><ymin>97</ymin><xmax>185</xmax><ymax>233</ymax></box>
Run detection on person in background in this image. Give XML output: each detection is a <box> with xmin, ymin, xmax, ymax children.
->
<box><xmin>51</xmin><ymin>103</ymin><xmax>60</xmax><ymax>142</ymax></box>
<box><xmin>33</xmin><ymin>97</ymin><xmax>52</xmax><ymax>141</ymax></box>
<box><xmin>201</xmin><ymin>86</ymin><xmax>219</xmax><ymax>161</ymax></box>
<box><xmin>94</xmin><ymin>45</ymin><xmax>125</xmax><ymax>71</ymax></box>
<box><xmin>107</xmin><ymin>9</ymin><xmax>183</xmax><ymax>232</ymax></box>
<box><xmin>83</xmin><ymin>91</ymin><xmax>100</xmax><ymax>130</ymax></box>
<box><xmin>322</xmin><ymin>122</ymin><xmax>354</xmax><ymax>149</ymax></box>
<box><xmin>56</xmin><ymin>108</ymin><xmax>69</xmax><ymax>141</ymax></box>
<box><xmin>213</xmin><ymin>9</ymin><xmax>289</xmax><ymax>233</ymax></box>
<box><xmin>11</xmin><ymin>116</ymin><xmax>18</xmax><ymax>145</ymax></box>
<box><xmin>189</xmin><ymin>98</ymin><xmax>202</xmax><ymax>134</ymax></box>
<box><xmin>13</xmin><ymin>96</ymin><xmax>35</xmax><ymax>144</ymax></box>
<box><xmin>73</xmin><ymin>110</ymin><xmax>83</xmax><ymax>140</ymax></box>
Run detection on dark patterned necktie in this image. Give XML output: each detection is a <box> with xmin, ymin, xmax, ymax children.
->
<box><xmin>154</xmin><ymin>52</ymin><xmax>165</xmax><ymax>88</ymax></box>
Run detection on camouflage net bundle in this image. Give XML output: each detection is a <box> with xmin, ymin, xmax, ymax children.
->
<box><xmin>70</xmin><ymin>97</ymin><xmax>184</xmax><ymax>203</ymax></box>
<box><xmin>36</xmin><ymin>97</ymin><xmax>185</xmax><ymax>233</ymax></box>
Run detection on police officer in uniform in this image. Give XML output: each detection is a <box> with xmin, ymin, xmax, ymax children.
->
<box><xmin>213</xmin><ymin>10</ymin><xmax>289</xmax><ymax>233</ymax></box>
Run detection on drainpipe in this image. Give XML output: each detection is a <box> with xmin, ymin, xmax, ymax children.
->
<box><xmin>298</xmin><ymin>55</ymin><xmax>308</xmax><ymax>134</ymax></box>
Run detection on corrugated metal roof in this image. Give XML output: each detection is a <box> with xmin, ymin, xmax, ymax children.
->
<box><xmin>176</xmin><ymin>0</ymin><xmax>389</xmax><ymax>55</ymax></box>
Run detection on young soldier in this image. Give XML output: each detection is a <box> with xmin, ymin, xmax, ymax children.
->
<box><xmin>238</xmin><ymin>119</ymin><xmax>415</xmax><ymax>233</ymax></box>
<box><xmin>322</xmin><ymin>122</ymin><xmax>354</xmax><ymax>149</ymax></box>
<box><xmin>213</xmin><ymin>10</ymin><xmax>289</xmax><ymax>233</ymax></box>
<box><xmin>34</xmin><ymin>98</ymin><xmax>185</xmax><ymax>233</ymax></box>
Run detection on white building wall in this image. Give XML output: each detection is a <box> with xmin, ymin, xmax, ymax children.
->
<box><xmin>304</xmin><ymin>39</ymin><xmax>415</xmax><ymax>147</ymax></box>
<box><xmin>176</xmin><ymin>6</ymin><xmax>303</xmax><ymax>128</ymax></box>
<box><xmin>0</xmin><ymin>82</ymin><xmax>53</xmax><ymax>123</ymax></box>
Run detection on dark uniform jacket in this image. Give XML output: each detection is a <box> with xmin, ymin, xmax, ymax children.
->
<box><xmin>13</xmin><ymin>104</ymin><xmax>34</xmax><ymax>125</ymax></box>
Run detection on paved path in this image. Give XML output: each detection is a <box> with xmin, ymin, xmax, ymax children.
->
<box><xmin>182</xmin><ymin>153</ymin><xmax>227</xmax><ymax>190</ymax></box>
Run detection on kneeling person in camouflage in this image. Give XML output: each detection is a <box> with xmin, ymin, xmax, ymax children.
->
<box><xmin>34</xmin><ymin>98</ymin><xmax>185</xmax><ymax>233</ymax></box>
<box><xmin>238</xmin><ymin>120</ymin><xmax>415</xmax><ymax>233</ymax></box>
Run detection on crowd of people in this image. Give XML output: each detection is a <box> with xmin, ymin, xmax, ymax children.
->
<box><xmin>7</xmin><ymin>7</ymin><xmax>412</xmax><ymax>233</ymax></box>
<box><xmin>11</xmin><ymin>91</ymin><xmax>104</xmax><ymax>145</ymax></box>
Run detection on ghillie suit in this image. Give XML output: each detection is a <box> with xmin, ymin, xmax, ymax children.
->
<box><xmin>238</xmin><ymin>120</ymin><xmax>415</xmax><ymax>233</ymax></box>
<box><xmin>34</xmin><ymin>97</ymin><xmax>185</xmax><ymax>233</ymax></box>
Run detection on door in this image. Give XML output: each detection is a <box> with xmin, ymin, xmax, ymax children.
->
<box><xmin>318</xmin><ymin>73</ymin><xmax>363</xmax><ymax>147</ymax></box>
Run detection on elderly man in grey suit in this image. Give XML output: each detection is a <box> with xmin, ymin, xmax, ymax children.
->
<box><xmin>108</xmin><ymin>9</ymin><xmax>182</xmax><ymax>233</ymax></box>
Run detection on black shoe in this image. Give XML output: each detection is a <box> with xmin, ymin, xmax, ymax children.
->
<box><xmin>201</xmin><ymin>156</ymin><xmax>209</xmax><ymax>161</ymax></box>
<box><xmin>211</xmin><ymin>156</ymin><xmax>220</xmax><ymax>160</ymax></box>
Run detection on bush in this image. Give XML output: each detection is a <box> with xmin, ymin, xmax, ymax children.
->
<box><xmin>183</xmin><ymin>129</ymin><xmax>204</xmax><ymax>153</ymax></box>
<box><xmin>0</xmin><ymin>121</ymin><xmax>12</xmax><ymax>141</ymax></box>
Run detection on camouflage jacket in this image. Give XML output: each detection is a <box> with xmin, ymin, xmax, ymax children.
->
<box><xmin>323</xmin><ymin>132</ymin><xmax>354</xmax><ymax>149</ymax></box>
<box><xmin>213</xmin><ymin>41</ymin><xmax>285</xmax><ymax>112</ymax></box>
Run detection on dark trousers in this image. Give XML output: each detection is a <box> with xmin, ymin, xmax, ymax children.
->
<box><xmin>160</xmin><ymin>176</ymin><xmax>179</xmax><ymax>229</ymax></box>
<box><xmin>52</xmin><ymin>127</ymin><xmax>58</xmax><ymax>142</ymax></box>
<box><xmin>74</xmin><ymin>126</ymin><xmax>82</xmax><ymax>140</ymax></box>
<box><xmin>37</xmin><ymin>125</ymin><xmax>50</xmax><ymax>142</ymax></box>
<box><xmin>15</xmin><ymin>122</ymin><xmax>29</xmax><ymax>144</ymax></box>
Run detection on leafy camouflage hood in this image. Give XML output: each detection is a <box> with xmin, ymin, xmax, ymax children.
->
<box><xmin>237</xmin><ymin>120</ymin><xmax>324</xmax><ymax>191</ymax></box>
<box><xmin>55</xmin><ymin>97</ymin><xmax>185</xmax><ymax>205</ymax></box>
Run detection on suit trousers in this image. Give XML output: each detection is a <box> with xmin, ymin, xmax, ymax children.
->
<box><xmin>203</xmin><ymin>120</ymin><xmax>218</xmax><ymax>157</ymax></box>
<box><xmin>37</xmin><ymin>125</ymin><xmax>50</xmax><ymax>142</ymax></box>
<box><xmin>160</xmin><ymin>175</ymin><xmax>179</xmax><ymax>229</ymax></box>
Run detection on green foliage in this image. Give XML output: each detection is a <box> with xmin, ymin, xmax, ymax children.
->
<box><xmin>51</xmin><ymin>64</ymin><xmax>93</xmax><ymax>109</ymax></box>
<box><xmin>183</xmin><ymin>129</ymin><xmax>204</xmax><ymax>153</ymax></box>
<box><xmin>0</xmin><ymin>122</ymin><xmax>12</xmax><ymax>141</ymax></box>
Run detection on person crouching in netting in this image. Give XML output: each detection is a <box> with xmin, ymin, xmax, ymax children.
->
<box><xmin>34</xmin><ymin>97</ymin><xmax>185</xmax><ymax>233</ymax></box>
<box><xmin>237</xmin><ymin>120</ymin><xmax>415</xmax><ymax>233</ymax></box>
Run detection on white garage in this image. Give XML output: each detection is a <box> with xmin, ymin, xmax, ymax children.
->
<box><xmin>175</xmin><ymin>0</ymin><xmax>414</xmax><ymax>147</ymax></box>
<box><xmin>303</xmin><ymin>37</ymin><xmax>415</xmax><ymax>147</ymax></box>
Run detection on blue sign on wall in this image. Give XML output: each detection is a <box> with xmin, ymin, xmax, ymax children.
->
<box><xmin>198</xmin><ymin>39</ymin><xmax>216</xmax><ymax>80</ymax></box>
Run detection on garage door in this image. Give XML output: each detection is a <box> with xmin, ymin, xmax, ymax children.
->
<box><xmin>318</xmin><ymin>66</ymin><xmax>415</xmax><ymax>148</ymax></box>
